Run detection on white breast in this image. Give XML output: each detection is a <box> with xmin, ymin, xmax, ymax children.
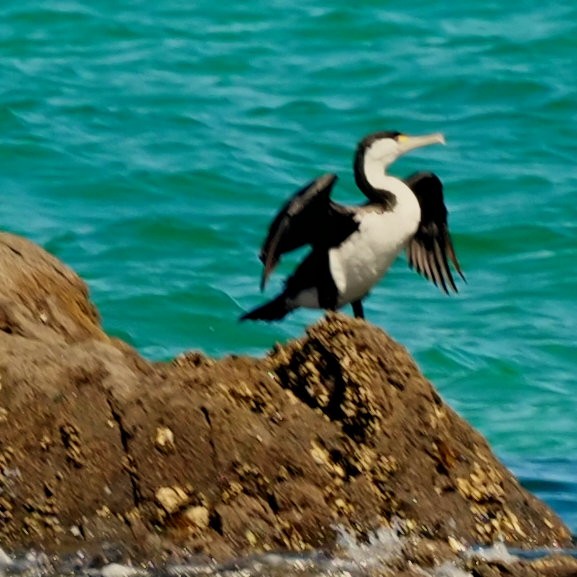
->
<box><xmin>329</xmin><ymin>182</ymin><xmax>421</xmax><ymax>306</ymax></box>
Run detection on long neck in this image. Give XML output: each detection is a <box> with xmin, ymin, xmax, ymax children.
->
<box><xmin>353</xmin><ymin>151</ymin><xmax>398</xmax><ymax>208</ymax></box>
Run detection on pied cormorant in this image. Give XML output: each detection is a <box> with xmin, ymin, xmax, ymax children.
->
<box><xmin>241</xmin><ymin>131</ymin><xmax>464</xmax><ymax>321</ymax></box>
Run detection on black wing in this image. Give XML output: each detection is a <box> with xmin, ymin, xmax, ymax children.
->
<box><xmin>259</xmin><ymin>173</ymin><xmax>358</xmax><ymax>291</ymax></box>
<box><xmin>405</xmin><ymin>171</ymin><xmax>465</xmax><ymax>294</ymax></box>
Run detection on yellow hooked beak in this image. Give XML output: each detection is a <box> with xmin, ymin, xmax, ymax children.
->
<box><xmin>397</xmin><ymin>132</ymin><xmax>446</xmax><ymax>154</ymax></box>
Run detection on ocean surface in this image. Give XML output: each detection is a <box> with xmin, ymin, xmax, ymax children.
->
<box><xmin>1</xmin><ymin>0</ymin><xmax>575</xmax><ymax>556</ymax></box>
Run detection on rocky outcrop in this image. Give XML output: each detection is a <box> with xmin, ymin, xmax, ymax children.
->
<box><xmin>0</xmin><ymin>232</ymin><xmax>573</xmax><ymax>575</ymax></box>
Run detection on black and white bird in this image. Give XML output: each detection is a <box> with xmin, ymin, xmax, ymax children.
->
<box><xmin>241</xmin><ymin>131</ymin><xmax>464</xmax><ymax>322</ymax></box>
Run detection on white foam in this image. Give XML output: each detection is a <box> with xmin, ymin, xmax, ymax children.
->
<box><xmin>100</xmin><ymin>563</ymin><xmax>149</xmax><ymax>577</ymax></box>
<box><xmin>431</xmin><ymin>562</ymin><xmax>473</xmax><ymax>577</ymax></box>
<box><xmin>0</xmin><ymin>548</ymin><xmax>13</xmax><ymax>568</ymax></box>
<box><xmin>465</xmin><ymin>542</ymin><xmax>518</xmax><ymax>563</ymax></box>
<box><xmin>335</xmin><ymin>525</ymin><xmax>404</xmax><ymax>570</ymax></box>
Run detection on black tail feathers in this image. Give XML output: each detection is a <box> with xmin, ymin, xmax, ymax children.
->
<box><xmin>240</xmin><ymin>294</ymin><xmax>292</xmax><ymax>322</ymax></box>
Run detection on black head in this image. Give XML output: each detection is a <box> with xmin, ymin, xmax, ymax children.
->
<box><xmin>357</xmin><ymin>131</ymin><xmax>403</xmax><ymax>151</ymax></box>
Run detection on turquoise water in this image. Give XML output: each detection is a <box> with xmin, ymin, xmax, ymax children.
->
<box><xmin>1</xmin><ymin>0</ymin><xmax>576</xmax><ymax>535</ymax></box>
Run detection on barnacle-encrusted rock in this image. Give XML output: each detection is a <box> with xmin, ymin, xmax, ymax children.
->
<box><xmin>0</xmin><ymin>232</ymin><xmax>572</xmax><ymax>576</ymax></box>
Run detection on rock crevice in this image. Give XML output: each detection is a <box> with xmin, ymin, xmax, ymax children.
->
<box><xmin>105</xmin><ymin>395</ymin><xmax>142</xmax><ymax>509</ymax></box>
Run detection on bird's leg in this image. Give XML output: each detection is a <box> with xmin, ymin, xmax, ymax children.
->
<box><xmin>351</xmin><ymin>300</ymin><xmax>364</xmax><ymax>319</ymax></box>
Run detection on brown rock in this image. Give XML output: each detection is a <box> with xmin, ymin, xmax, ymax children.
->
<box><xmin>463</xmin><ymin>554</ymin><xmax>577</xmax><ymax>577</ymax></box>
<box><xmin>0</xmin><ymin>231</ymin><xmax>572</xmax><ymax>569</ymax></box>
<box><xmin>0</xmin><ymin>234</ymin><xmax>105</xmax><ymax>343</ymax></box>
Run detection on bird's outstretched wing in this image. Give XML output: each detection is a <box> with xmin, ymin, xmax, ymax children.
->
<box><xmin>259</xmin><ymin>173</ymin><xmax>357</xmax><ymax>291</ymax></box>
<box><xmin>405</xmin><ymin>171</ymin><xmax>465</xmax><ymax>293</ymax></box>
